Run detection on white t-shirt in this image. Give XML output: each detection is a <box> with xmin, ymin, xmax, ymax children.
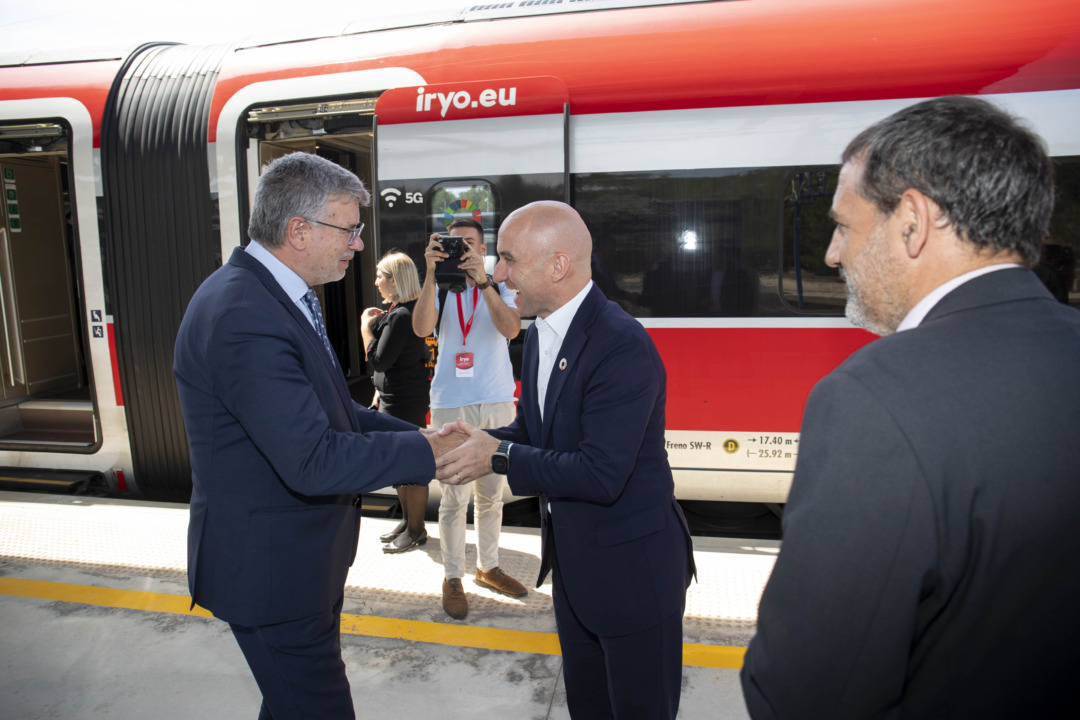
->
<box><xmin>430</xmin><ymin>282</ymin><xmax>518</xmax><ymax>409</ymax></box>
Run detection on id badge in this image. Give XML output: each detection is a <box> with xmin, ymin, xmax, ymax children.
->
<box><xmin>455</xmin><ymin>352</ymin><xmax>474</xmax><ymax>378</ymax></box>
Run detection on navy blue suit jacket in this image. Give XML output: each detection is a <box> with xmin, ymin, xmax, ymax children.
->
<box><xmin>491</xmin><ymin>283</ymin><xmax>694</xmax><ymax>637</ymax></box>
<box><xmin>742</xmin><ymin>269</ymin><xmax>1080</xmax><ymax>718</ymax></box>
<box><xmin>174</xmin><ymin>247</ymin><xmax>435</xmax><ymax>627</ymax></box>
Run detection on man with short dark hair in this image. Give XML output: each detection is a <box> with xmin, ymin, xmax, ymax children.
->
<box><xmin>741</xmin><ymin>96</ymin><xmax>1080</xmax><ymax>718</ymax></box>
<box><xmin>174</xmin><ymin>152</ymin><xmax>459</xmax><ymax>719</ymax></box>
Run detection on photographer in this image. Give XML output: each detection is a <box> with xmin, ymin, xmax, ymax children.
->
<box><xmin>412</xmin><ymin>218</ymin><xmax>524</xmax><ymax>619</ymax></box>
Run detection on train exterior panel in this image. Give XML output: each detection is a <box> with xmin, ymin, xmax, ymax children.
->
<box><xmin>1</xmin><ymin>0</ymin><xmax>1078</xmax><ymax>502</ymax></box>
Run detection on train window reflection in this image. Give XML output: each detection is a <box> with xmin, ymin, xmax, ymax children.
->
<box><xmin>574</xmin><ymin>167</ymin><xmax>841</xmax><ymax>318</ymax></box>
<box><xmin>780</xmin><ymin>167</ymin><xmax>842</xmax><ymax>314</ymax></box>
<box><xmin>1041</xmin><ymin>157</ymin><xmax>1080</xmax><ymax>310</ymax></box>
<box><xmin>429</xmin><ymin>181</ymin><xmax>497</xmax><ymax>254</ymax></box>
<box><xmin>573</xmin><ymin>158</ymin><xmax>1080</xmax><ymax>319</ymax></box>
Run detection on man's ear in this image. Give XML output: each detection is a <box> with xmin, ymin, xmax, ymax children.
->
<box><xmin>551</xmin><ymin>252</ymin><xmax>570</xmax><ymax>282</ymax></box>
<box><xmin>285</xmin><ymin>216</ymin><xmax>308</xmax><ymax>251</ymax></box>
<box><xmin>898</xmin><ymin>189</ymin><xmax>932</xmax><ymax>259</ymax></box>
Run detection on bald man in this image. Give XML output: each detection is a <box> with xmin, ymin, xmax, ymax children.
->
<box><xmin>435</xmin><ymin>201</ymin><xmax>695</xmax><ymax>719</ymax></box>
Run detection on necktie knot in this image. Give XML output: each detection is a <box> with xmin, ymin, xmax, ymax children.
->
<box><xmin>303</xmin><ymin>289</ymin><xmax>335</xmax><ymax>359</ymax></box>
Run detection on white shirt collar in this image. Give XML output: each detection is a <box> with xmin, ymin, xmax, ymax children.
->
<box><xmin>245</xmin><ymin>240</ymin><xmax>310</xmax><ymax>305</ymax></box>
<box><xmin>896</xmin><ymin>263</ymin><xmax>1021</xmax><ymax>332</ymax></box>
<box><xmin>536</xmin><ymin>280</ymin><xmax>594</xmax><ymax>339</ymax></box>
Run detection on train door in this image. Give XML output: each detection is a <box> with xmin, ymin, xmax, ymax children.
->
<box><xmin>0</xmin><ymin>137</ymin><xmax>92</xmax><ymax>448</ymax></box>
<box><xmin>238</xmin><ymin>100</ymin><xmax>380</xmax><ymax>400</ymax></box>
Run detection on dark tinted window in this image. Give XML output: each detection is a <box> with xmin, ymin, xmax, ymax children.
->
<box><xmin>574</xmin><ymin>167</ymin><xmax>839</xmax><ymax>318</ymax></box>
<box><xmin>780</xmin><ymin>168</ymin><xmax>841</xmax><ymax>314</ymax></box>
<box><xmin>1042</xmin><ymin>157</ymin><xmax>1080</xmax><ymax>310</ymax></box>
<box><xmin>574</xmin><ymin>157</ymin><xmax>1080</xmax><ymax>318</ymax></box>
<box><xmin>430</xmin><ymin>181</ymin><xmax>497</xmax><ymax>243</ymax></box>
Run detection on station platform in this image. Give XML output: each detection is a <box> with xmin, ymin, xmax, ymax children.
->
<box><xmin>0</xmin><ymin>490</ymin><xmax>778</xmax><ymax>719</ymax></box>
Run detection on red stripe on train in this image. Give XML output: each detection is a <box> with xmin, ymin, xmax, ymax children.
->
<box><xmin>650</xmin><ymin>327</ymin><xmax>876</xmax><ymax>433</ymax></box>
<box><xmin>108</xmin><ymin>322</ymin><xmax>124</xmax><ymax>407</ymax></box>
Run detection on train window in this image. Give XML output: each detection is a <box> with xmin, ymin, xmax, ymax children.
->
<box><xmin>780</xmin><ymin>167</ymin><xmax>843</xmax><ymax>314</ymax></box>
<box><xmin>573</xmin><ymin>158</ymin><xmax>1080</xmax><ymax>320</ymax></box>
<box><xmin>1042</xmin><ymin>156</ymin><xmax>1080</xmax><ymax>310</ymax></box>
<box><xmin>429</xmin><ymin>181</ymin><xmax>498</xmax><ymax>264</ymax></box>
<box><xmin>573</xmin><ymin>166</ymin><xmax>841</xmax><ymax>318</ymax></box>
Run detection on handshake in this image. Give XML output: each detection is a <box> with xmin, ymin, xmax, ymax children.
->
<box><xmin>421</xmin><ymin>419</ymin><xmax>502</xmax><ymax>486</ymax></box>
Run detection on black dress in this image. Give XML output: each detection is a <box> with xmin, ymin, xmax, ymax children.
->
<box><xmin>365</xmin><ymin>299</ymin><xmax>430</xmax><ymax>428</ymax></box>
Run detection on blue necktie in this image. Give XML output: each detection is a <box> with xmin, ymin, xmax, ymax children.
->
<box><xmin>302</xmin><ymin>289</ymin><xmax>335</xmax><ymax>359</ymax></box>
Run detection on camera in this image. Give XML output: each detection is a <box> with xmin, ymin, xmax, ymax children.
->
<box><xmin>434</xmin><ymin>235</ymin><xmax>468</xmax><ymax>293</ymax></box>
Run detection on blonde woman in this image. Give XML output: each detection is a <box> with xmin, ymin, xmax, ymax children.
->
<box><xmin>361</xmin><ymin>251</ymin><xmax>431</xmax><ymax>553</ymax></box>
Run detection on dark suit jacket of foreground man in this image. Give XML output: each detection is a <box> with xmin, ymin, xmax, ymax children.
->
<box><xmin>174</xmin><ymin>247</ymin><xmax>435</xmax><ymax>626</ymax></box>
<box><xmin>489</xmin><ymin>283</ymin><xmax>696</xmax><ymax>712</ymax></box>
<box><xmin>741</xmin><ymin>268</ymin><xmax>1080</xmax><ymax>719</ymax></box>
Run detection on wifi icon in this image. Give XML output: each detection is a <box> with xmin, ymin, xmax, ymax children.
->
<box><xmin>381</xmin><ymin>188</ymin><xmax>402</xmax><ymax>207</ymax></box>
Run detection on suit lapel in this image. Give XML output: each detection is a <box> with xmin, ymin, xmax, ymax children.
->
<box><xmin>539</xmin><ymin>285</ymin><xmax>604</xmax><ymax>447</ymax></box>
<box><xmin>229</xmin><ymin>247</ymin><xmax>355</xmax><ymax>423</ymax></box>
<box><xmin>521</xmin><ymin>325</ymin><xmax>544</xmax><ymax>447</ymax></box>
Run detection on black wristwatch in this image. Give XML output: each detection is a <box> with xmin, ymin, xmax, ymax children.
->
<box><xmin>491</xmin><ymin>440</ymin><xmax>513</xmax><ymax>475</ymax></box>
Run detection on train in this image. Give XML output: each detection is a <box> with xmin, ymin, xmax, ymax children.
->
<box><xmin>1</xmin><ymin>0</ymin><xmax>1077</xmax><ymax>504</ymax></box>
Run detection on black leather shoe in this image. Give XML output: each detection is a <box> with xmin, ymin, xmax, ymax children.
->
<box><xmin>383</xmin><ymin>528</ymin><xmax>427</xmax><ymax>554</ymax></box>
<box><xmin>379</xmin><ymin>519</ymin><xmax>407</xmax><ymax>543</ymax></box>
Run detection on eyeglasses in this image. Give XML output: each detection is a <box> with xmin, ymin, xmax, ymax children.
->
<box><xmin>308</xmin><ymin>219</ymin><xmax>364</xmax><ymax>246</ymax></box>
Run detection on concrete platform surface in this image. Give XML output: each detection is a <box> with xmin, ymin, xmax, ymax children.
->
<box><xmin>0</xmin><ymin>491</ymin><xmax>778</xmax><ymax>719</ymax></box>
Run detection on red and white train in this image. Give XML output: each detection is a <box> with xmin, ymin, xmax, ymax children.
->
<box><xmin>1</xmin><ymin>0</ymin><xmax>1077</xmax><ymax>504</ymax></box>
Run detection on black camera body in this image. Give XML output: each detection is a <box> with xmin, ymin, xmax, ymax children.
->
<box><xmin>434</xmin><ymin>235</ymin><xmax>468</xmax><ymax>293</ymax></box>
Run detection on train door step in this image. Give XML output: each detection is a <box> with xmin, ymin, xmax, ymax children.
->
<box><xmin>0</xmin><ymin>468</ymin><xmax>102</xmax><ymax>494</ymax></box>
<box><xmin>358</xmin><ymin>493</ymin><xmax>400</xmax><ymax>517</ymax></box>
<box><xmin>0</xmin><ymin>399</ymin><xmax>96</xmax><ymax>447</ymax></box>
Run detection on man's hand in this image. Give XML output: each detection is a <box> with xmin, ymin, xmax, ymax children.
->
<box><xmin>421</xmin><ymin>425</ymin><xmax>466</xmax><ymax>460</ymax></box>
<box><xmin>424</xmin><ymin>234</ymin><xmax>449</xmax><ymax>274</ymax></box>
<box><xmin>458</xmin><ymin>246</ymin><xmax>488</xmax><ymax>286</ymax></box>
<box><xmin>435</xmin><ymin>419</ymin><xmax>501</xmax><ymax>485</ymax></box>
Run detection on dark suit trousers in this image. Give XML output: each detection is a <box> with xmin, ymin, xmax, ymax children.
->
<box><xmin>229</xmin><ymin>595</ymin><xmax>354</xmax><ymax>719</ymax></box>
<box><xmin>550</xmin><ymin>535</ymin><xmax>685</xmax><ymax>720</ymax></box>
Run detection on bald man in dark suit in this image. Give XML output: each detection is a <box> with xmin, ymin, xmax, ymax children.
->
<box><xmin>434</xmin><ymin>201</ymin><xmax>695</xmax><ymax>719</ymax></box>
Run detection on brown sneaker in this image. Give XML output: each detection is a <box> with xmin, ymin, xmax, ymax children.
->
<box><xmin>442</xmin><ymin>578</ymin><xmax>468</xmax><ymax>619</ymax></box>
<box><xmin>475</xmin><ymin>567</ymin><xmax>528</xmax><ymax>598</ymax></box>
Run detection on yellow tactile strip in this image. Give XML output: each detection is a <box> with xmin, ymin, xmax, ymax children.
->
<box><xmin>0</xmin><ymin>491</ymin><xmax>775</xmax><ymax>637</ymax></box>
<box><xmin>0</xmin><ymin>576</ymin><xmax>747</xmax><ymax>669</ymax></box>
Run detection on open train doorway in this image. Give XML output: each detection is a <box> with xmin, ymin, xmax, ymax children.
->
<box><xmin>246</xmin><ymin>101</ymin><xmax>380</xmax><ymax>403</ymax></box>
<box><xmin>0</xmin><ymin>124</ymin><xmax>93</xmax><ymax>450</ymax></box>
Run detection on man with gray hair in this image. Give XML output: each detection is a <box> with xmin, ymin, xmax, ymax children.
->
<box><xmin>741</xmin><ymin>96</ymin><xmax>1080</xmax><ymax>718</ymax></box>
<box><xmin>175</xmin><ymin>152</ymin><xmax>459</xmax><ymax>719</ymax></box>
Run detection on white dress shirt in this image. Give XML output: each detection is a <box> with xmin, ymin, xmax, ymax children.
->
<box><xmin>534</xmin><ymin>281</ymin><xmax>593</xmax><ymax>420</ymax></box>
<box><xmin>245</xmin><ymin>240</ymin><xmax>319</xmax><ymax>331</ymax></box>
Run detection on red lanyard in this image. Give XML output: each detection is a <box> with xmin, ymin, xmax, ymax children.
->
<box><xmin>456</xmin><ymin>285</ymin><xmax>480</xmax><ymax>346</ymax></box>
